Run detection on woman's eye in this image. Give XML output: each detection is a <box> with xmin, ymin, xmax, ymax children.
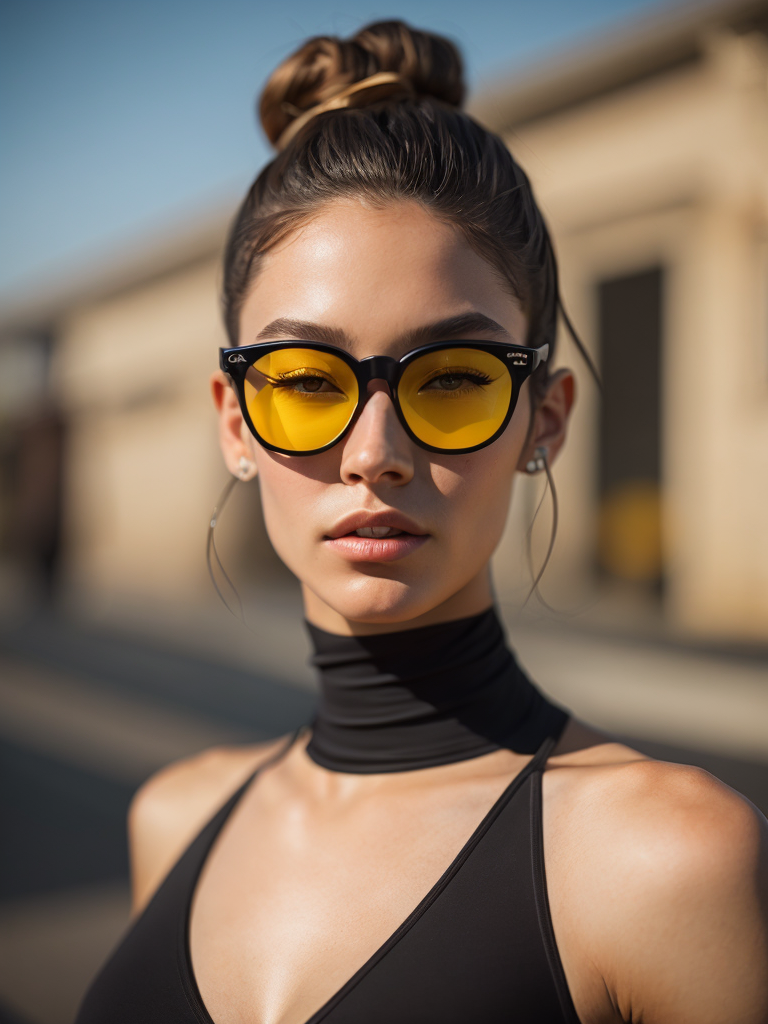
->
<box><xmin>293</xmin><ymin>377</ymin><xmax>331</xmax><ymax>393</ymax></box>
<box><xmin>434</xmin><ymin>375</ymin><xmax>464</xmax><ymax>391</ymax></box>
<box><xmin>274</xmin><ymin>372</ymin><xmax>342</xmax><ymax>394</ymax></box>
<box><xmin>420</xmin><ymin>372</ymin><xmax>489</xmax><ymax>393</ymax></box>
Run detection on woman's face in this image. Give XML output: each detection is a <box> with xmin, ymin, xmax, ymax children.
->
<box><xmin>213</xmin><ymin>200</ymin><xmax>572</xmax><ymax>634</ymax></box>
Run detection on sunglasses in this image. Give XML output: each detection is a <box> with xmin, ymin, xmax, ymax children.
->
<box><xmin>220</xmin><ymin>339</ymin><xmax>549</xmax><ymax>456</ymax></box>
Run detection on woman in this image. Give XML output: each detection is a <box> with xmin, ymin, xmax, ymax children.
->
<box><xmin>76</xmin><ymin>21</ymin><xmax>768</xmax><ymax>1024</ymax></box>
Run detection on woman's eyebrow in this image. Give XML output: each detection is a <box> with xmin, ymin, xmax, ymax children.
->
<box><xmin>255</xmin><ymin>318</ymin><xmax>352</xmax><ymax>347</ymax></box>
<box><xmin>254</xmin><ymin>313</ymin><xmax>512</xmax><ymax>349</ymax></box>
<box><xmin>401</xmin><ymin>313</ymin><xmax>513</xmax><ymax>347</ymax></box>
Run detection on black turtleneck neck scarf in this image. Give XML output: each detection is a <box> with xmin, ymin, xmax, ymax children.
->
<box><xmin>304</xmin><ymin>607</ymin><xmax>568</xmax><ymax>774</ymax></box>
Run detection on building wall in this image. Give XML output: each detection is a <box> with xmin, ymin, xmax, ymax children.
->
<box><xmin>53</xmin><ymin>258</ymin><xmax>235</xmax><ymax>615</ymax></box>
<box><xmin>45</xmin><ymin>28</ymin><xmax>768</xmax><ymax>642</ymax></box>
<box><xmin>492</xmin><ymin>29</ymin><xmax>768</xmax><ymax>640</ymax></box>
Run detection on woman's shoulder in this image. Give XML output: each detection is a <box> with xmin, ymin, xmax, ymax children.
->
<box><xmin>127</xmin><ymin>737</ymin><xmax>291</xmax><ymax>915</ymax></box>
<box><xmin>547</xmin><ymin>722</ymin><xmax>766</xmax><ymax>924</ymax></box>
<box><xmin>545</xmin><ymin>723</ymin><xmax>768</xmax><ymax>1022</ymax></box>
<box><xmin>548</xmin><ymin>722</ymin><xmax>764</xmax><ymax>856</ymax></box>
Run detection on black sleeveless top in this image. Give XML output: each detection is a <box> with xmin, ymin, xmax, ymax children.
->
<box><xmin>75</xmin><ymin>610</ymin><xmax>579</xmax><ymax>1024</ymax></box>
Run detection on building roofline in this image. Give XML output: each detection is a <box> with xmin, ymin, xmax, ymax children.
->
<box><xmin>469</xmin><ymin>0</ymin><xmax>768</xmax><ymax>131</ymax></box>
<box><xmin>5</xmin><ymin>0</ymin><xmax>767</xmax><ymax>338</ymax></box>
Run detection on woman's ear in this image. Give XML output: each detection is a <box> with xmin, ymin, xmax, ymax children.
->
<box><xmin>211</xmin><ymin>371</ymin><xmax>258</xmax><ymax>480</ymax></box>
<box><xmin>516</xmin><ymin>369</ymin><xmax>576</xmax><ymax>472</ymax></box>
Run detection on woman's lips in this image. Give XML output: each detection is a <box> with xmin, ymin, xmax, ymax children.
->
<box><xmin>324</xmin><ymin>510</ymin><xmax>429</xmax><ymax>561</ymax></box>
<box><xmin>324</xmin><ymin>533</ymin><xmax>429</xmax><ymax>563</ymax></box>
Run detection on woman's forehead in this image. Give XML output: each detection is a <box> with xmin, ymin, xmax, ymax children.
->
<box><xmin>239</xmin><ymin>200</ymin><xmax>527</xmax><ymax>356</ymax></box>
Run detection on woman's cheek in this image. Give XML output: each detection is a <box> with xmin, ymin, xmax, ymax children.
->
<box><xmin>434</xmin><ymin>456</ymin><xmax>514</xmax><ymax>559</ymax></box>
<box><xmin>254</xmin><ymin>468</ymin><xmax>314</xmax><ymax>577</ymax></box>
<box><xmin>458</xmin><ymin>492</ymin><xmax>508</xmax><ymax>572</ymax></box>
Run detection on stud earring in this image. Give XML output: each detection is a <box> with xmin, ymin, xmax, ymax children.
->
<box><xmin>237</xmin><ymin>456</ymin><xmax>254</xmax><ymax>480</ymax></box>
<box><xmin>525</xmin><ymin>446</ymin><xmax>548</xmax><ymax>474</ymax></box>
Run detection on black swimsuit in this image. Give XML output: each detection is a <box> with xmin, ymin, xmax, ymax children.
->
<box><xmin>75</xmin><ymin>609</ymin><xmax>579</xmax><ymax>1024</ymax></box>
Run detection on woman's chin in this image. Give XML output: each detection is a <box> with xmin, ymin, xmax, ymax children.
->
<box><xmin>302</xmin><ymin>576</ymin><xmax>445</xmax><ymax>630</ymax></box>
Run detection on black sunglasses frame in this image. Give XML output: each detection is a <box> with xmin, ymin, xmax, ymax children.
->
<box><xmin>219</xmin><ymin>339</ymin><xmax>549</xmax><ymax>457</ymax></box>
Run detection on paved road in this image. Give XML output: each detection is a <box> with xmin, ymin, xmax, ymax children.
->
<box><xmin>1</xmin><ymin>611</ymin><xmax>766</xmax><ymax>1024</ymax></box>
<box><xmin>0</xmin><ymin>614</ymin><xmax>316</xmax><ymax>1024</ymax></box>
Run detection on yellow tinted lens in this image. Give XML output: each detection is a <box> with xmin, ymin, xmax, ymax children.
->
<box><xmin>243</xmin><ymin>348</ymin><xmax>358</xmax><ymax>452</ymax></box>
<box><xmin>399</xmin><ymin>348</ymin><xmax>512</xmax><ymax>450</ymax></box>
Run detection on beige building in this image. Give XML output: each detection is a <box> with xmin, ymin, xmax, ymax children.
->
<box><xmin>481</xmin><ymin>0</ymin><xmax>768</xmax><ymax>640</ymax></box>
<box><xmin>1</xmin><ymin>0</ymin><xmax>767</xmax><ymax>643</ymax></box>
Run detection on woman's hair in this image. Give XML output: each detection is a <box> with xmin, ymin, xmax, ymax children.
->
<box><xmin>222</xmin><ymin>20</ymin><xmax>596</xmax><ymax>398</ymax></box>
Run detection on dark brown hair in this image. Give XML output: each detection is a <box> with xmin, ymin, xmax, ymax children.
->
<box><xmin>222</xmin><ymin>20</ymin><xmax>594</xmax><ymax>395</ymax></box>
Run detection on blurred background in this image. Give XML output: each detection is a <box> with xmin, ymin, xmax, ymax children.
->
<box><xmin>2</xmin><ymin>0</ymin><xmax>768</xmax><ymax>1020</ymax></box>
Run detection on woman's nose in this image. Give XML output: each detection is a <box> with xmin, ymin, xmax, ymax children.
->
<box><xmin>339</xmin><ymin>381</ymin><xmax>415</xmax><ymax>486</ymax></box>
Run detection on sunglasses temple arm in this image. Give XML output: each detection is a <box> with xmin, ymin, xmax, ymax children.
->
<box><xmin>532</xmin><ymin>344</ymin><xmax>549</xmax><ymax>370</ymax></box>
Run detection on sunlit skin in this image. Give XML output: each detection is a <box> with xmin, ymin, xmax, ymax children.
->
<box><xmin>127</xmin><ymin>199</ymin><xmax>768</xmax><ymax>1024</ymax></box>
<box><xmin>212</xmin><ymin>200</ymin><xmax>572</xmax><ymax>634</ymax></box>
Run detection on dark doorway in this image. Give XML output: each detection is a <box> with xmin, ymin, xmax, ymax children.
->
<box><xmin>0</xmin><ymin>332</ymin><xmax>65</xmax><ymax>605</ymax></box>
<box><xmin>597</xmin><ymin>267</ymin><xmax>664</xmax><ymax>589</ymax></box>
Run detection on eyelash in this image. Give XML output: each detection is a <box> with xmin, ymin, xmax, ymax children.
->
<box><xmin>419</xmin><ymin>369</ymin><xmax>494</xmax><ymax>389</ymax></box>
<box><xmin>268</xmin><ymin>370</ymin><xmax>341</xmax><ymax>392</ymax></box>
<box><xmin>261</xmin><ymin>367</ymin><xmax>497</xmax><ymax>393</ymax></box>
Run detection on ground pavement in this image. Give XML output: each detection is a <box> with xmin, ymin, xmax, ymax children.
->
<box><xmin>1</xmin><ymin>604</ymin><xmax>766</xmax><ymax>1024</ymax></box>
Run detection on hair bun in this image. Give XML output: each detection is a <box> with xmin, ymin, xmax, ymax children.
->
<box><xmin>259</xmin><ymin>20</ymin><xmax>465</xmax><ymax>148</ymax></box>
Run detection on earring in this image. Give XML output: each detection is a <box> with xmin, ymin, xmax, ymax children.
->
<box><xmin>525</xmin><ymin>446</ymin><xmax>548</xmax><ymax>474</ymax></box>
<box><xmin>237</xmin><ymin>456</ymin><xmax>254</xmax><ymax>481</ymax></box>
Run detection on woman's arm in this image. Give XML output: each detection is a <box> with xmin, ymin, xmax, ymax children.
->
<box><xmin>617</xmin><ymin>771</ymin><xmax>768</xmax><ymax>1024</ymax></box>
<box><xmin>554</xmin><ymin>758</ymin><xmax>768</xmax><ymax>1024</ymax></box>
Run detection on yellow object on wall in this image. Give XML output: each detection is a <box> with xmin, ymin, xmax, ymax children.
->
<box><xmin>598</xmin><ymin>480</ymin><xmax>663</xmax><ymax>583</ymax></box>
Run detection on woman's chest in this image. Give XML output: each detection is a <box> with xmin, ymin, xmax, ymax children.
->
<box><xmin>76</xmin><ymin>755</ymin><xmax>579</xmax><ymax>1024</ymax></box>
<box><xmin>189</xmin><ymin>781</ymin><xmax>514</xmax><ymax>1024</ymax></box>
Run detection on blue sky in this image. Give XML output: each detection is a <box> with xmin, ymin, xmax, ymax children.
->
<box><xmin>0</xmin><ymin>0</ymin><xmax>680</xmax><ymax>299</ymax></box>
